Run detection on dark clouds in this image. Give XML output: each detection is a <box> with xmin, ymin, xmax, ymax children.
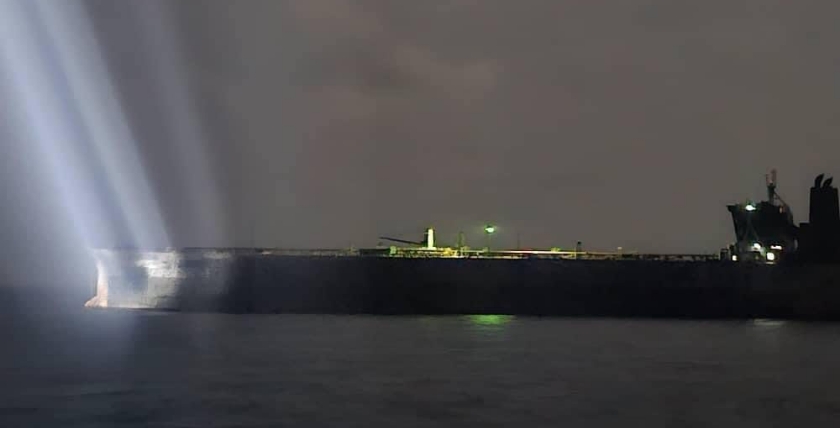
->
<box><xmin>159</xmin><ymin>0</ymin><xmax>840</xmax><ymax>251</ymax></box>
<box><xmin>4</xmin><ymin>0</ymin><xmax>840</xmax><ymax>288</ymax></box>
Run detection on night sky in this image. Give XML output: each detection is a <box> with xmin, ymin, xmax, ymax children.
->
<box><xmin>2</xmin><ymin>0</ymin><xmax>840</xmax><ymax>288</ymax></box>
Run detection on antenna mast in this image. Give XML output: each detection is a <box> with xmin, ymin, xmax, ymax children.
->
<box><xmin>766</xmin><ymin>169</ymin><xmax>778</xmax><ymax>205</ymax></box>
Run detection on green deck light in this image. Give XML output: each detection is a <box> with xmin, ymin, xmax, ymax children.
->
<box><xmin>484</xmin><ymin>225</ymin><xmax>496</xmax><ymax>234</ymax></box>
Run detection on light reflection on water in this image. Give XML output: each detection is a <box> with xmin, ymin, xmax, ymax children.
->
<box><xmin>464</xmin><ymin>314</ymin><xmax>514</xmax><ymax>326</ymax></box>
<box><xmin>3</xmin><ymin>312</ymin><xmax>840</xmax><ymax>427</ymax></box>
<box><xmin>751</xmin><ymin>318</ymin><xmax>787</xmax><ymax>327</ymax></box>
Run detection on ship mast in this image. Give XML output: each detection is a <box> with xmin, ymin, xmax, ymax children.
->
<box><xmin>766</xmin><ymin>169</ymin><xmax>778</xmax><ymax>206</ymax></box>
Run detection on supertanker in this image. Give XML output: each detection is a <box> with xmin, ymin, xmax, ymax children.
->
<box><xmin>85</xmin><ymin>172</ymin><xmax>840</xmax><ymax>320</ymax></box>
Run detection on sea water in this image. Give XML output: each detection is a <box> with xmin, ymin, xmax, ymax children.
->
<box><xmin>2</xmin><ymin>306</ymin><xmax>840</xmax><ymax>427</ymax></box>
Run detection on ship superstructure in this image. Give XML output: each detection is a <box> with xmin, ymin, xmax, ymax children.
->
<box><xmin>727</xmin><ymin>170</ymin><xmax>796</xmax><ymax>263</ymax></box>
<box><xmin>727</xmin><ymin>171</ymin><xmax>840</xmax><ymax>264</ymax></box>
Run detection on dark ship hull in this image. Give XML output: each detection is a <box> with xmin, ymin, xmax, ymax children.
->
<box><xmin>85</xmin><ymin>248</ymin><xmax>840</xmax><ymax>320</ymax></box>
<box><xmin>86</xmin><ymin>171</ymin><xmax>840</xmax><ymax>320</ymax></box>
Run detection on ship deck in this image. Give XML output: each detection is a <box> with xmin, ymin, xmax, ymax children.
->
<box><xmin>152</xmin><ymin>247</ymin><xmax>722</xmax><ymax>262</ymax></box>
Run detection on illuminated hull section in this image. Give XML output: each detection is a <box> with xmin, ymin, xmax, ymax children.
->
<box><xmin>87</xmin><ymin>248</ymin><xmax>840</xmax><ymax>320</ymax></box>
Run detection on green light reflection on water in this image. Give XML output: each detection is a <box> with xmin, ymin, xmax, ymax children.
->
<box><xmin>466</xmin><ymin>314</ymin><xmax>514</xmax><ymax>326</ymax></box>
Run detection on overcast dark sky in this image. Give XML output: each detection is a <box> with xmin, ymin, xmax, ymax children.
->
<box><xmin>3</xmin><ymin>0</ymin><xmax>840</xmax><ymax>287</ymax></box>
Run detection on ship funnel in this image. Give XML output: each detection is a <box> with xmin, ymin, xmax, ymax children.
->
<box><xmin>815</xmin><ymin>174</ymin><xmax>825</xmax><ymax>189</ymax></box>
<box><xmin>809</xmin><ymin>175</ymin><xmax>840</xmax><ymax>226</ymax></box>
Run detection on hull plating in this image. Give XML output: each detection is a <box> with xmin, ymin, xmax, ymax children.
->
<box><xmin>86</xmin><ymin>249</ymin><xmax>840</xmax><ymax>320</ymax></box>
